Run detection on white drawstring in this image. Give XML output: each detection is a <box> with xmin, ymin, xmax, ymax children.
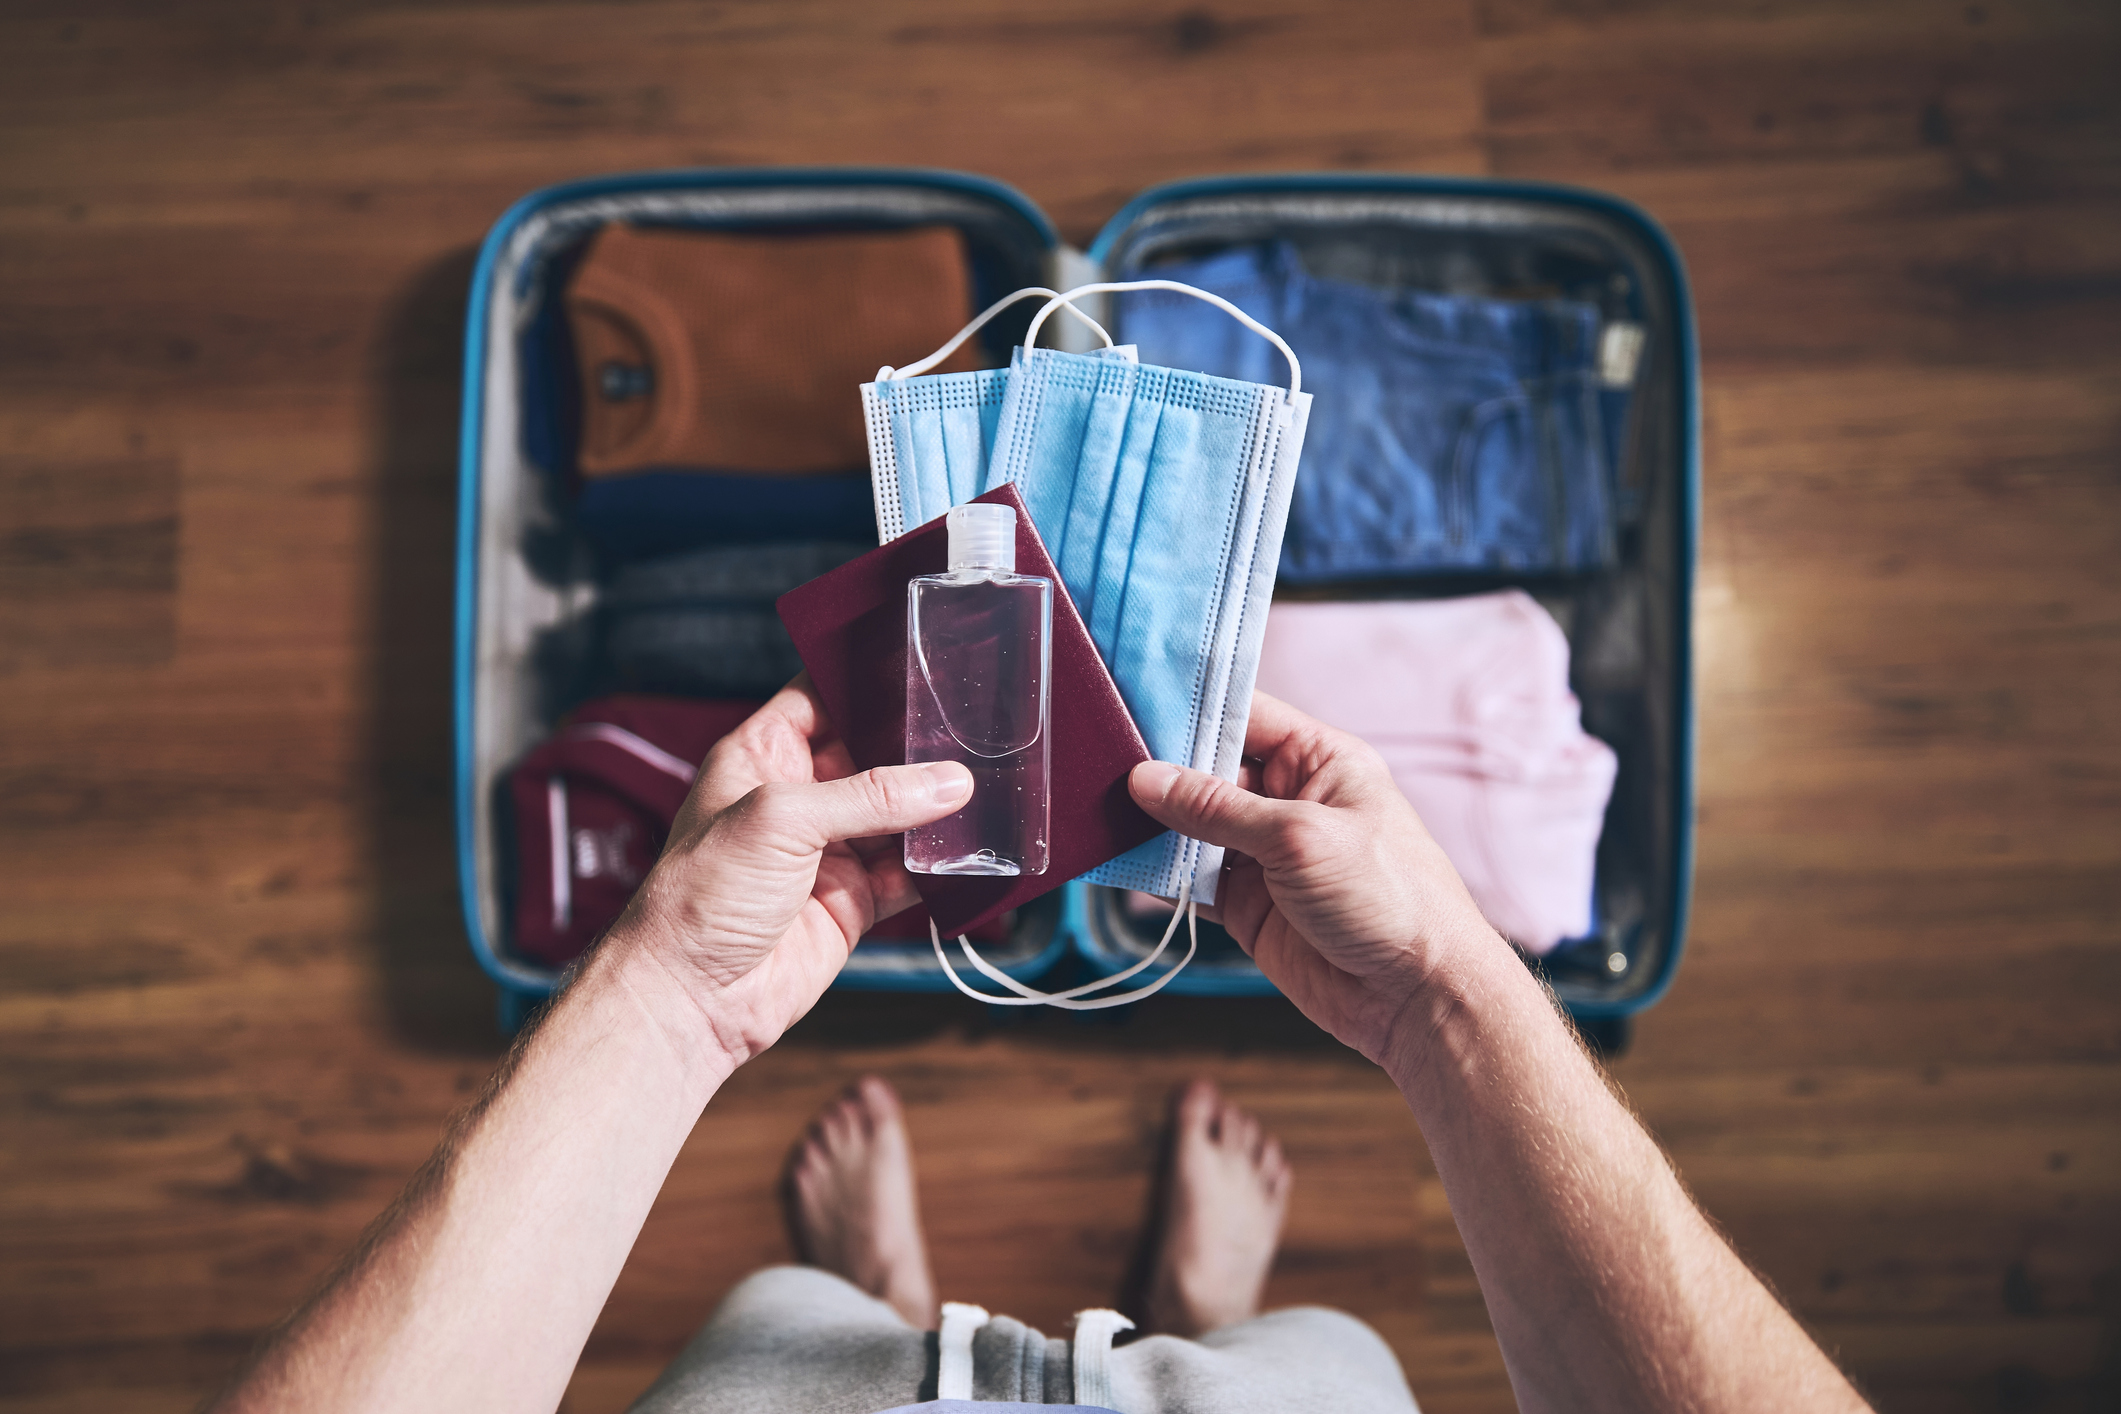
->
<box><xmin>930</xmin><ymin>875</ymin><xmax>1198</xmax><ymax>1010</ymax></box>
<box><xmin>1023</xmin><ymin>280</ymin><xmax>1302</xmax><ymax>398</ymax></box>
<box><xmin>878</xmin><ymin>286</ymin><xmax>1116</xmax><ymax>382</ymax></box>
<box><xmin>1071</xmin><ymin>1308</ymin><xmax>1135</xmax><ymax>1409</ymax></box>
<box><xmin>936</xmin><ymin>1302</ymin><xmax>990</xmax><ymax>1400</ymax></box>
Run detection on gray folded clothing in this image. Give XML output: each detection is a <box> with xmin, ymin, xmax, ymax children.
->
<box><xmin>602</xmin><ymin>541</ymin><xmax>868</xmax><ymax>697</ymax></box>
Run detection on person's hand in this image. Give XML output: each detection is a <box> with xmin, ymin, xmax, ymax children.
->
<box><xmin>1127</xmin><ymin>691</ymin><xmax>1507</xmax><ymax>1067</ymax></box>
<box><xmin>607</xmin><ymin>675</ymin><xmax>970</xmax><ymax>1069</ymax></box>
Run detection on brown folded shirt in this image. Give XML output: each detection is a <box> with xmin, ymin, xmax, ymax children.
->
<box><xmin>566</xmin><ymin>223</ymin><xmax>981</xmax><ymax>477</ymax></box>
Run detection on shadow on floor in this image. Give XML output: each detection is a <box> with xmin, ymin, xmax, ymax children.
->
<box><xmin>781</xmin><ymin>979</ymin><xmax>1364</xmax><ymax>1060</ymax></box>
<box><xmin>364</xmin><ymin>243</ymin><xmax>504</xmax><ymax>1057</ymax></box>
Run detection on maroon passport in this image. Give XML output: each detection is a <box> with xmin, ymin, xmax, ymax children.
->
<box><xmin>776</xmin><ymin>483</ymin><xmax>1160</xmax><ymax>936</ymax></box>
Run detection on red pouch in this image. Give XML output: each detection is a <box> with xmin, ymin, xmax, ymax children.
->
<box><xmin>508</xmin><ymin>696</ymin><xmax>760</xmax><ymax>967</ymax></box>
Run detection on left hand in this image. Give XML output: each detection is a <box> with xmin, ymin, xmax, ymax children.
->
<box><xmin>608</xmin><ymin>674</ymin><xmax>971</xmax><ymax>1067</ymax></box>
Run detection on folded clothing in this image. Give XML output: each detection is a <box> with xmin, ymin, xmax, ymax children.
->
<box><xmin>508</xmin><ymin>694</ymin><xmax>1000</xmax><ymax>967</ymax></box>
<box><xmin>566</xmin><ymin>223</ymin><xmax>981</xmax><ymax>478</ymax></box>
<box><xmin>575</xmin><ymin>471</ymin><xmax>879</xmax><ymax>563</ymax></box>
<box><xmin>1252</xmin><ymin>593</ymin><xmax>1616</xmax><ymax>952</ymax></box>
<box><xmin>603</xmin><ymin>541</ymin><xmax>869</xmax><ymax>697</ymax></box>
<box><xmin>1118</xmin><ymin>243</ymin><xmax>1621</xmax><ymax>583</ymax></box>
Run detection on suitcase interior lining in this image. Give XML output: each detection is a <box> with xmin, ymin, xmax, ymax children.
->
<box><xmin>1094</xmin><ymin>191</ymin><xmax>1686</xmax><ymax>1006</ymax></box>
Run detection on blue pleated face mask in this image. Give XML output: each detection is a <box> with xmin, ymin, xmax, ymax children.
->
<box><xmin>863</xmin><ymin>283</ymin><xmax>1312</xmax><ymax>916</ymax></box>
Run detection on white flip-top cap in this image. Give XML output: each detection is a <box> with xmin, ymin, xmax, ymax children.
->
<box><xmin>947</xmin><ymin>503</ymin><xmax>1016</xmax><ymax>572</ymax></box>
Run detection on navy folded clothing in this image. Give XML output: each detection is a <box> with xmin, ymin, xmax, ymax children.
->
<box><xmin>576</xmin><ymin>470</ymin><xmax>878</xmax><ymax>563</ymax></box>
<box><xmin>1117</xmin><ymin>243</ymin><xmax>1626</xmax><ymax>583</ymax></box>
<box><xmin>602</xmin><ymin>540</ymin><xmax>868</xmax><ymax>697</ymax></box>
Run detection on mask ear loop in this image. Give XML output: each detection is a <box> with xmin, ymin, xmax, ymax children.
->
<box><xmin>878</xmin><ymin>287</ymin><xmax>1117</xmax><ymax>382</ymax></box>
<box><xmin>928</xmin><ymin>876</ymin><xmax>1198</xmax><ymax>1011</ymax></box>
<box><xmin>1022</xmin><ymin>281</ymin><xmax>1302</xmax><ymax>399</ymax></box>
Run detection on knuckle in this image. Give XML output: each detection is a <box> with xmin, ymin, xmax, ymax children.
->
<box><xmin>1187</xmin><ymin>772</ymin><xmax>1236</xmax><ymax>818</ymax></box>
<box><xmin>743</xmin><ymin>780</ymin><xmax>788</xmax><ymax>817</ymax></box>
<box><xmin>1271</xmin><ymin>806</ymin><xmax>1337</xmax><ymax>869</ymax></box>
<box><xmin>735</xmin><ymin>781</ymin><xmax>800</xmax><ymax>836</ymax></box>
<box><xmin>858</xmin><ymin>766</ymin><xmax>908</xmax><ymax>817</ymax></box>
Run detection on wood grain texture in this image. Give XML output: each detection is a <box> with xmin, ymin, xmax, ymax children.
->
<box><xmin>1</xmin><ymin>1</ymin><xmax>2116</xmax><ymax>1411</ymax></box>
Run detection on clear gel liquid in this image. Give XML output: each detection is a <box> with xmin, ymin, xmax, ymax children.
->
<box><xmin>904</xmin><ymin>569</ymin><xmax>1052</xmax><ymax>876</ymax></box>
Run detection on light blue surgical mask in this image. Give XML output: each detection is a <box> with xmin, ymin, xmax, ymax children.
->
<box><xmin>863</xmin><ymin>288</ymin><xmax>1116</xmax><ymax>542</ymax></box>
<box><xmin>863</xmin><ymin>283</ymin><xmax>1312</xmax><ymax>915</ymax></box>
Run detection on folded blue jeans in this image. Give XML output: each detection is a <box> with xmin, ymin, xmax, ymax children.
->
<box><xmin>1117</xmin><ymin>243</ymin><xmax>1621</xmax><ymax>582</ymax></box>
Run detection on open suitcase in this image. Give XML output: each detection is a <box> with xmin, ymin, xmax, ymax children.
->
<box><xmin>455</xmin><ymin>168</ymin><xmax>1697</xmax><ymax>1044</ymax></box>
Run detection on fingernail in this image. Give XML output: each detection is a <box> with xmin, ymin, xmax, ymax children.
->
<box><xmin>920</xmin><ymin>762</ymin><xmax>971</xmax><ymax>804</ymax></box>
<box><xmin>1131</xmin><ymin>760</ymin><xmax>1180</xmax><ymax>801</ymax></box>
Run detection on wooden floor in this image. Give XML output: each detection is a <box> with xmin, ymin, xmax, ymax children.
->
<box><xmin>3</xmin><ymin>2</ymin><xmax>2118</xmax><ymax>1410</ymax></box>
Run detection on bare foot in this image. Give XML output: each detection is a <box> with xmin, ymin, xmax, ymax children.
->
<box><xmin>785</xmin><ymin>1075</ymin><xmax>938</xmax><ymax>1330</ymax></box>
<box><xmin>1143</xmin><ymin>1079</ymin><xmax>1292</xmax><ymax>1338</ymax></box>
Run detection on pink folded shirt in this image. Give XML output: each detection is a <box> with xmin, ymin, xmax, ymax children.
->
<box><xmin>1253</xmin><ymin>592</ymin><xmax>1616</xmax><ymax>953</ymax></box>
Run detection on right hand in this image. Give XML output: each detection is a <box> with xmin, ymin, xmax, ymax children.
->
<box><xmin>1127</xmin><ymin>691</ymin><xmax>1507</xmax><ymax>1067</ymax></box>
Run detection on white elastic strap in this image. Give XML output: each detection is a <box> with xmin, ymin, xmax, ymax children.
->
<box><xmin>546</xmin><ymin>776</ymin><xmax>572</xmax><ymax>930</ymax></box>
<box><xmin>1024</xmin><ymin>280</ymin><xmax>1302</xmax><ymax>397</ymax></box>
<box><xmin>937</xmin><ymin>1301</ymin><xmax>990</xmax><ymax>1400</ymax></box>
<box><xmin>878</xmin><ymin>287</ymin><xmax>1116</xmax><ymax>382</ymax></box>
<box><xmin>929</xmin><ymin>876</ymin><xmax>1197</xmax><ymax>1011</ymax></box>
<box><xmin>1071</xmin><ymin>1308</ymin><xmax>1135</xmax><ymax>1409</ymax></box>
<box><xmin>559</xmin><ymin>722</ymin><xmax>698</xmax><ymax>783</ymax></box>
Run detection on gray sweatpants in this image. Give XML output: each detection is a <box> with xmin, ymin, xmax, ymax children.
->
<box><xmin>627</xmin><ymin>1266</ymin><xmax>1421</xmax><ymax>1413</ymax></box>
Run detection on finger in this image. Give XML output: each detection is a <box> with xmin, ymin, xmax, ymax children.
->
<box><xmin>757</xmin><ymin>671</ymin><xmax>834</xmax><ymax>745</ymax></box>
<box><xmin>861</xmin><ymin>854</ymin><xmax>923</xmax><ymax>921</ymax></box>
<box><xmin>1241</xmin><ymin>689</ymin><xmax>1317</xmax><ymax>760</ymax></box>
<box><xmin>811</xmin><ymin>736</ymin><xmax>858</xmax><ymax>784</ymax></box>
<box><xmin>690</xmin><ymin>677</ymin><xmax>840</xmax><ymax>818</ymax></box>
<box><xmin>1129</xmin><ymin>759</ymin><xmax>1311</xmax><ymax>862</ymax></box>
<box><xmin>755</xmin><ymin>761</ymin><xmax>973</xmax><ymax>851</ymax></box>
<box><xmin>1213</xmin><ymin>856</ymin><xmax>1272</xmax><ymax>952</ymax></box>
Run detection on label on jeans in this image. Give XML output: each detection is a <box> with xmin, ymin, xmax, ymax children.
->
<box><xmin>1599</xmin><ymin>321</ymin><xmax>1647</xmax><ymax>388</ymax></box>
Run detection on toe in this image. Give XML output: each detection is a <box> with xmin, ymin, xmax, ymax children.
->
<box><xmin>857</xmin><ymin>1075</ymin><xmax>902</xmax><ymax>1118</ymax></box>
<box><xmin>792</xmin><ymin>1129</ymin><xmax>824</xmax><ymax>1172</ymax></box>
<box><xmin>1260</xmin><ymin>1137</ymin><xmax>1291</xmax><ymax>1191</ymax></box>
<box><xmin>1176</xmin><ymin>1079</ymin><xmax>1219</xmax><ymax>1136</ymax></box>
<box><xmin>854</xmin><ymin>1076</ymin><xmax>900</xmax><ymax>1138</ymax></box>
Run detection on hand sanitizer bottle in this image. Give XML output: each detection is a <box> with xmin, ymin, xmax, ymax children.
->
<box><xmin>905</xmin><ymin>503</ymin><xmax>1052</xmax><ymax>877</ymax></box>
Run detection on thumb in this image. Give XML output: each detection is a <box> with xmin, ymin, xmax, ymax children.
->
<box><xmin>1129</xmin><ymin>759</ymin><xmax>1300</xmax><ymax>859</ymax></box>
<box><xmin>763</xmin><ymin>762</ymin><xmax>973</xmax><ymax>849</ymax></box>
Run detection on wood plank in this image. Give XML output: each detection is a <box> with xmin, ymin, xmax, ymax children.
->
<box><xmin>2</xmin><ymin>1</ymin><xmax>2117</xmax><ymax>1411</ymax></box>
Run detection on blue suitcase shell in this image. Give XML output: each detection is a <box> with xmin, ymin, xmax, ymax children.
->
<box><xmin>454</xmin><ymin>167</ymin><xmax>1696</xmax><ymax>1035</ymax></box>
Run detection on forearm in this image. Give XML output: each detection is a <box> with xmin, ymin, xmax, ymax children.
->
<box><xmin>1385</xmin><ymin>931</ymin><xmax>1866</xmax><ymax>1414</ymax></box>
<box><xmin>214</xmin><ymin>933</ymin><xmax>732</xmax><ymax>1414</ymax></box>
